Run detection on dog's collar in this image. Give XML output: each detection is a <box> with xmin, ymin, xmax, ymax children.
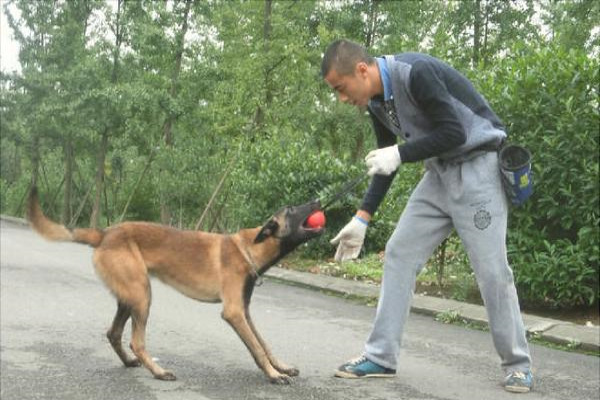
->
<box><xmin>232</xmin><ymin>237</ymin><xmax>264</xmax><ymax>286</ymax></box>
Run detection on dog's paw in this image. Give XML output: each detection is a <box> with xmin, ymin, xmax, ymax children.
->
<box><xmin>269</xmin><ymin>373</ymin><xmax>292</xmax><ymax>385</ymax></box>
<box><xmin>155</xmin><ymin>370</ymin><xmax>177</xmax><ymax>381</ymax></box>
<box><xmin>280</xmin><ymin>366</ymin><xmax>299</xmax><ymax>377</ymax></box>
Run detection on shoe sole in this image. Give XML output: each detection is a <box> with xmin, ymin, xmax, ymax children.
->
<box><xmin>334</xmin><ymin>370</ymin><xmax>395</xmax><ymax>379</ymax></box>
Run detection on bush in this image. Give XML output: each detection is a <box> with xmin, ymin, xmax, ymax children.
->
<box><xmin>363</xmin><ymin>163</ymin><xmax>422</xmax><ymax>253</ymax></box>
<box><xmin>475</xmin><ymin>43</ymin><xmax>599</xmax><ymax>307</ymax></box>
<box><xmin>0</xmin><ymin>177</ymin><xmax>27</xmax><ymax>216</ymax></box>
<box><xmin>225</xmin><ymin>128</ymin><xmax>426</xmax><ymax>259</ymax></box>
<box><xmin>227</xmin><ymin>133</ymin><xmax>367</xmax><ymax>258</ymax></box>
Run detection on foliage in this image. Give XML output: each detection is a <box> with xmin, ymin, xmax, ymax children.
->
<box><xmin>475</xmin><ymin>42</ymin><xmax>599</xmax><ymax>307</ymax></box>
<box><xmin>227</xmin><ymin>131</ymin><xmax>368</xmax><ymax>257</ymax></box>
<box><xmin>435</xmin><ymin>310</ymin><xmax>464</xmax><ymax>325</ymax></box>
<box><xmin>1</xmin><ymin>0</ymin><xmax>598</xmax><ymax>309</ymax></box>
<box><xmin>539</xmin><ymin>0</ymin><xmax>600</xmax><ymax>56</ymax></box>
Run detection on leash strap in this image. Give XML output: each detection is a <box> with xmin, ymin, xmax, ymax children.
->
<box><xmin>322</xmin><ymin>175</ymin><xmax>368</xmax><ymax>210</ymax></box>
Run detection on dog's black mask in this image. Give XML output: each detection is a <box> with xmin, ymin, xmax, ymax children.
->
<box><xmin>254</xmin><ymin>199</ymin><xmax>324</xmax><ymax>252</ymax></box>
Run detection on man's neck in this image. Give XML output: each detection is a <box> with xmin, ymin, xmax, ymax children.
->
<box><xmin>369</xmin><ymin>62</ymin><xmax>384</xmax><ymax>99</ymax></box>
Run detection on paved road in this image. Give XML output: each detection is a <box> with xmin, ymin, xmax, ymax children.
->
<box><xmin>1</xmin><ymin>220</ymin><xmax>599</xmax><ymax>400</ymax></box>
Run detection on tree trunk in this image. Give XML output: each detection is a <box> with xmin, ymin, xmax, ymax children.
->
<box><xmin>195</xmin><ymin>157</ymin><xmax>235</xmax><ymax>230</ymax></box>
<box><xmin>62</xmin><ymin>138</ymin><xmax>74</xmax><ymax>225</ymax></box>
<box><xmin>30</xmin><ymin>133</ymin><xmax>40</xmax><ymax>188</ymax></box>
<box><xmin>89</xmin><ymin>0</ymin><xmax>123</xmax><ymax>228</ymax></box>
<box><xmin>482</xmin><ymin>1</ymin><xmax>490</xmax><ymax>68</ymax></box>
<box><xmin>364</xmin><ymin>0</ymin><xmax>379</xmax><ymax>49</ymax></box>
<box><xmin>72</xmin><ymin>182</ymin><xmax>94</xmax><ymax>226</ymax></box>
<box><xmin>89</xmin><ymin>130</ymin><xmax>109</xmax><ymax>228</ymax></box>
<box><xmin>473</xmin><ymin>0</ymin><xmax>482</xmax><ymax>66</ymax></box>
<box><xmin>119</xmin><ymin>150</ymin><xmax>156</xmax><ymax>222</ymax></box>
<box><xmin>160</xmin><ymin>0</ymin><xmax>192</xmax><ymax>225</ymax></box>
<box><xmin>436</xmin><ymin>238</ymin><xmax>448</xmax><ymax>287</ymax></box>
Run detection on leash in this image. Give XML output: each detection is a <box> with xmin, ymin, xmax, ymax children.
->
<box><xmin>321</xmin><ymin>175</ymin><xmax>368</xmax><ymax>210</ymax></box>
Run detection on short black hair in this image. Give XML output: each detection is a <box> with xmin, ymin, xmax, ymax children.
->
<box><xmin>321</xmin><ymin>39</ymin><xmax>375</xmax><ymax>77</ymax></box>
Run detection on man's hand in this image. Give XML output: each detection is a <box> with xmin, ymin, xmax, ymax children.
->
<box><xmin>365</xmin><ymin>145</ymin><xmax>401</xmax><ymax>176</ymax></box>
<box><xmin>330</xmin><ymin>216</ymin><xmax>368</xmax><ymax>262</ymax></box>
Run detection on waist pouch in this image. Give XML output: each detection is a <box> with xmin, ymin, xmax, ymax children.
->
<box><xmin>499</xmin><ymin>144</ymin><xmax>533</xmax><ymax>206</ymax></box>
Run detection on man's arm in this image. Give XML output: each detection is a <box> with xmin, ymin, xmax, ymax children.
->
<box><xmin>398</xmin><ymin>60</ymin><xmax>466</xmax><ymax>163</ymax></box>
<box><xmin>359</xmin><ymin>109</ymin><xmax>397</xmax><ymax>216</ymax></box>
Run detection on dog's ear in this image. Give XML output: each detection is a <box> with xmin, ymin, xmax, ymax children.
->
<box><xmin>254</xmin><ymin>219</ymin><xmax>279</xmax><ymax>243</ymax></box>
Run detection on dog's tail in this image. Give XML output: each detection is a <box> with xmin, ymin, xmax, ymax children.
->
<box><xmin>27</xmin><ymin>186</ymin><xmax>104</xmax><ymax>247</ymax></box>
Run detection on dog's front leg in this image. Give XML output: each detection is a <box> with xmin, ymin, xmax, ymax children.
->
<box><xmin>222</xmin><ymin>301</ymin><xmax>292</xmax><ymax>384</ymax></box>
<box><xmin>245</xmin><ymin>311</ymin><xmax>299</xmax><ymax>377</ymax></box>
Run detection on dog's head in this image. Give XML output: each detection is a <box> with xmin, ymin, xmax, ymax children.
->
<box><xmin>254</xmin><ymin>199</ymin><xmax>324</xmax><ymax>255</ymax></box>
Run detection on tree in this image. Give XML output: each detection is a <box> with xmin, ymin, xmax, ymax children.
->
<box><xmin>540</xmin><ymin>0</ymin><xmax>600</xmax><ymax>55</ymax></box>
<box><xmin>89</xmin><ymin>0</ymin><xmax>125</xmax><ymax>228</ymax></box>
<box><xmin>1</xmin><ymin>0</ymin><xmax>597</xmax><ymax>308</ymax></box>
<box><xmin>430</xmin><ymin>0</ymin><xmax>538</xmax><ymax>68</ymax></box>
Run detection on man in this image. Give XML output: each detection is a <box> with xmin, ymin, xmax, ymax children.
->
<box><xmin>322</xmin><ymin>39</ymin><xmax>533</xmax><ymax>393</ymax></box>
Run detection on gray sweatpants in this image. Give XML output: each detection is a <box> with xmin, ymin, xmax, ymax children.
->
<box><xmin>364</xmin><ymin>151</ymin><xmax>531</xmax><ymax>373</ymax></box>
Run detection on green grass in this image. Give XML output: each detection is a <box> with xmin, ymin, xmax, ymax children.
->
<box><xmin>283</xmin><ymin>249</ymin><xmax>481</xmax><ymax>303</ymax></box>
<box><xmin>279</xmin><ymin>252</ymin><xmax>384</xmax><ymax>283</ymax></box>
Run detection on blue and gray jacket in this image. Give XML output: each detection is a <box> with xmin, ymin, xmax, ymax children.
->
<box><xmin>361</xmin><ymin>53</ymin><xmax>506</xmax><ymax>215</ymax></box>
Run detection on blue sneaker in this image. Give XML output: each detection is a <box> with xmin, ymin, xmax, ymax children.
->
<box><xmin>504</xmin><ymin>370</ymin><xmax>534</xmax><ymax>393</ymax></box>
<box><xmin>335</xmin><ymin>355</ymin><xmax>396</xmax><ymax>379</ymax></box>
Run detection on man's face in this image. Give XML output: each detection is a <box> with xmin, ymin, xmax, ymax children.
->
<box><xmin>324</xmin><ymin>62</ymin><xmax>371</xmax><ymax>108</ymax></box>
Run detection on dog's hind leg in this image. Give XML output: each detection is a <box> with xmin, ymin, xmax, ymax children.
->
<box><xmin>98</xmin><ymin>240</ymin><xmax>176</xmax><ymax>381</ymax></box>
<box><xmin>127</xmin><ymin>282</ymin><xmax>176</xmax><ymax>381</ymax></box>
<box><xmin>107</xmin><ymin>302</ymin><xmax>140</xmax><ymax>367</ymax></box>
<box><xmin>107</xmin><ymin>301</ymin><xmax>141</xmax><ymax>367</ymax></box>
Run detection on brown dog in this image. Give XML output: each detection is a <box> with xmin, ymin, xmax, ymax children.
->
<box><xmin>26</xmin><ymin>187</ymin><xmax>324</xmax><ymax>384</ymax></box>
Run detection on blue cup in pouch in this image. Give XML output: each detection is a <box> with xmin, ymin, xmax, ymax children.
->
<box><xmin>499</xmin><ymin>144</ymin><xmax>533</xmax><ymax>206</ymax></box>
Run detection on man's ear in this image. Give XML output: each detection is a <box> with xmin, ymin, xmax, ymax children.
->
<box><xmin>356</xmin><ymin>61</ymin><xmax>369</xmax><ymax>76</ymax></box>
<box><xmin>254</xmin><ymin>219</ymin><xmax>279</xmax><ymax>243</ymax></box>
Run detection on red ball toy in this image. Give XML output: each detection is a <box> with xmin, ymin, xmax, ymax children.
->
<box><xmin>305</xmin><ymin>210</ymin><xmax>326</xmax><ymax>229</ymax></box>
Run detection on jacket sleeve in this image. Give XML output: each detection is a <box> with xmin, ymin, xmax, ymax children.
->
<box><xmin>398</xmin><ymin>60</ymin><xmax>466</xmax><ymax>163</ymax></box>
<box><xmin>360</xmin><ymin>109</ymin><xmax>398</xmax><ymax>216</ymax></box>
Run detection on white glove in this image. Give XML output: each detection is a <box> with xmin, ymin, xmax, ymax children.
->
<box><xmin>330</xmin><ymin>217</ymin><xmax>368</xmax><ymax>262</ymax></box>
<box><xmin>365</xmin><ymin>145</ymin><xmax>401</xmax><ymax>176</ymax></box>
